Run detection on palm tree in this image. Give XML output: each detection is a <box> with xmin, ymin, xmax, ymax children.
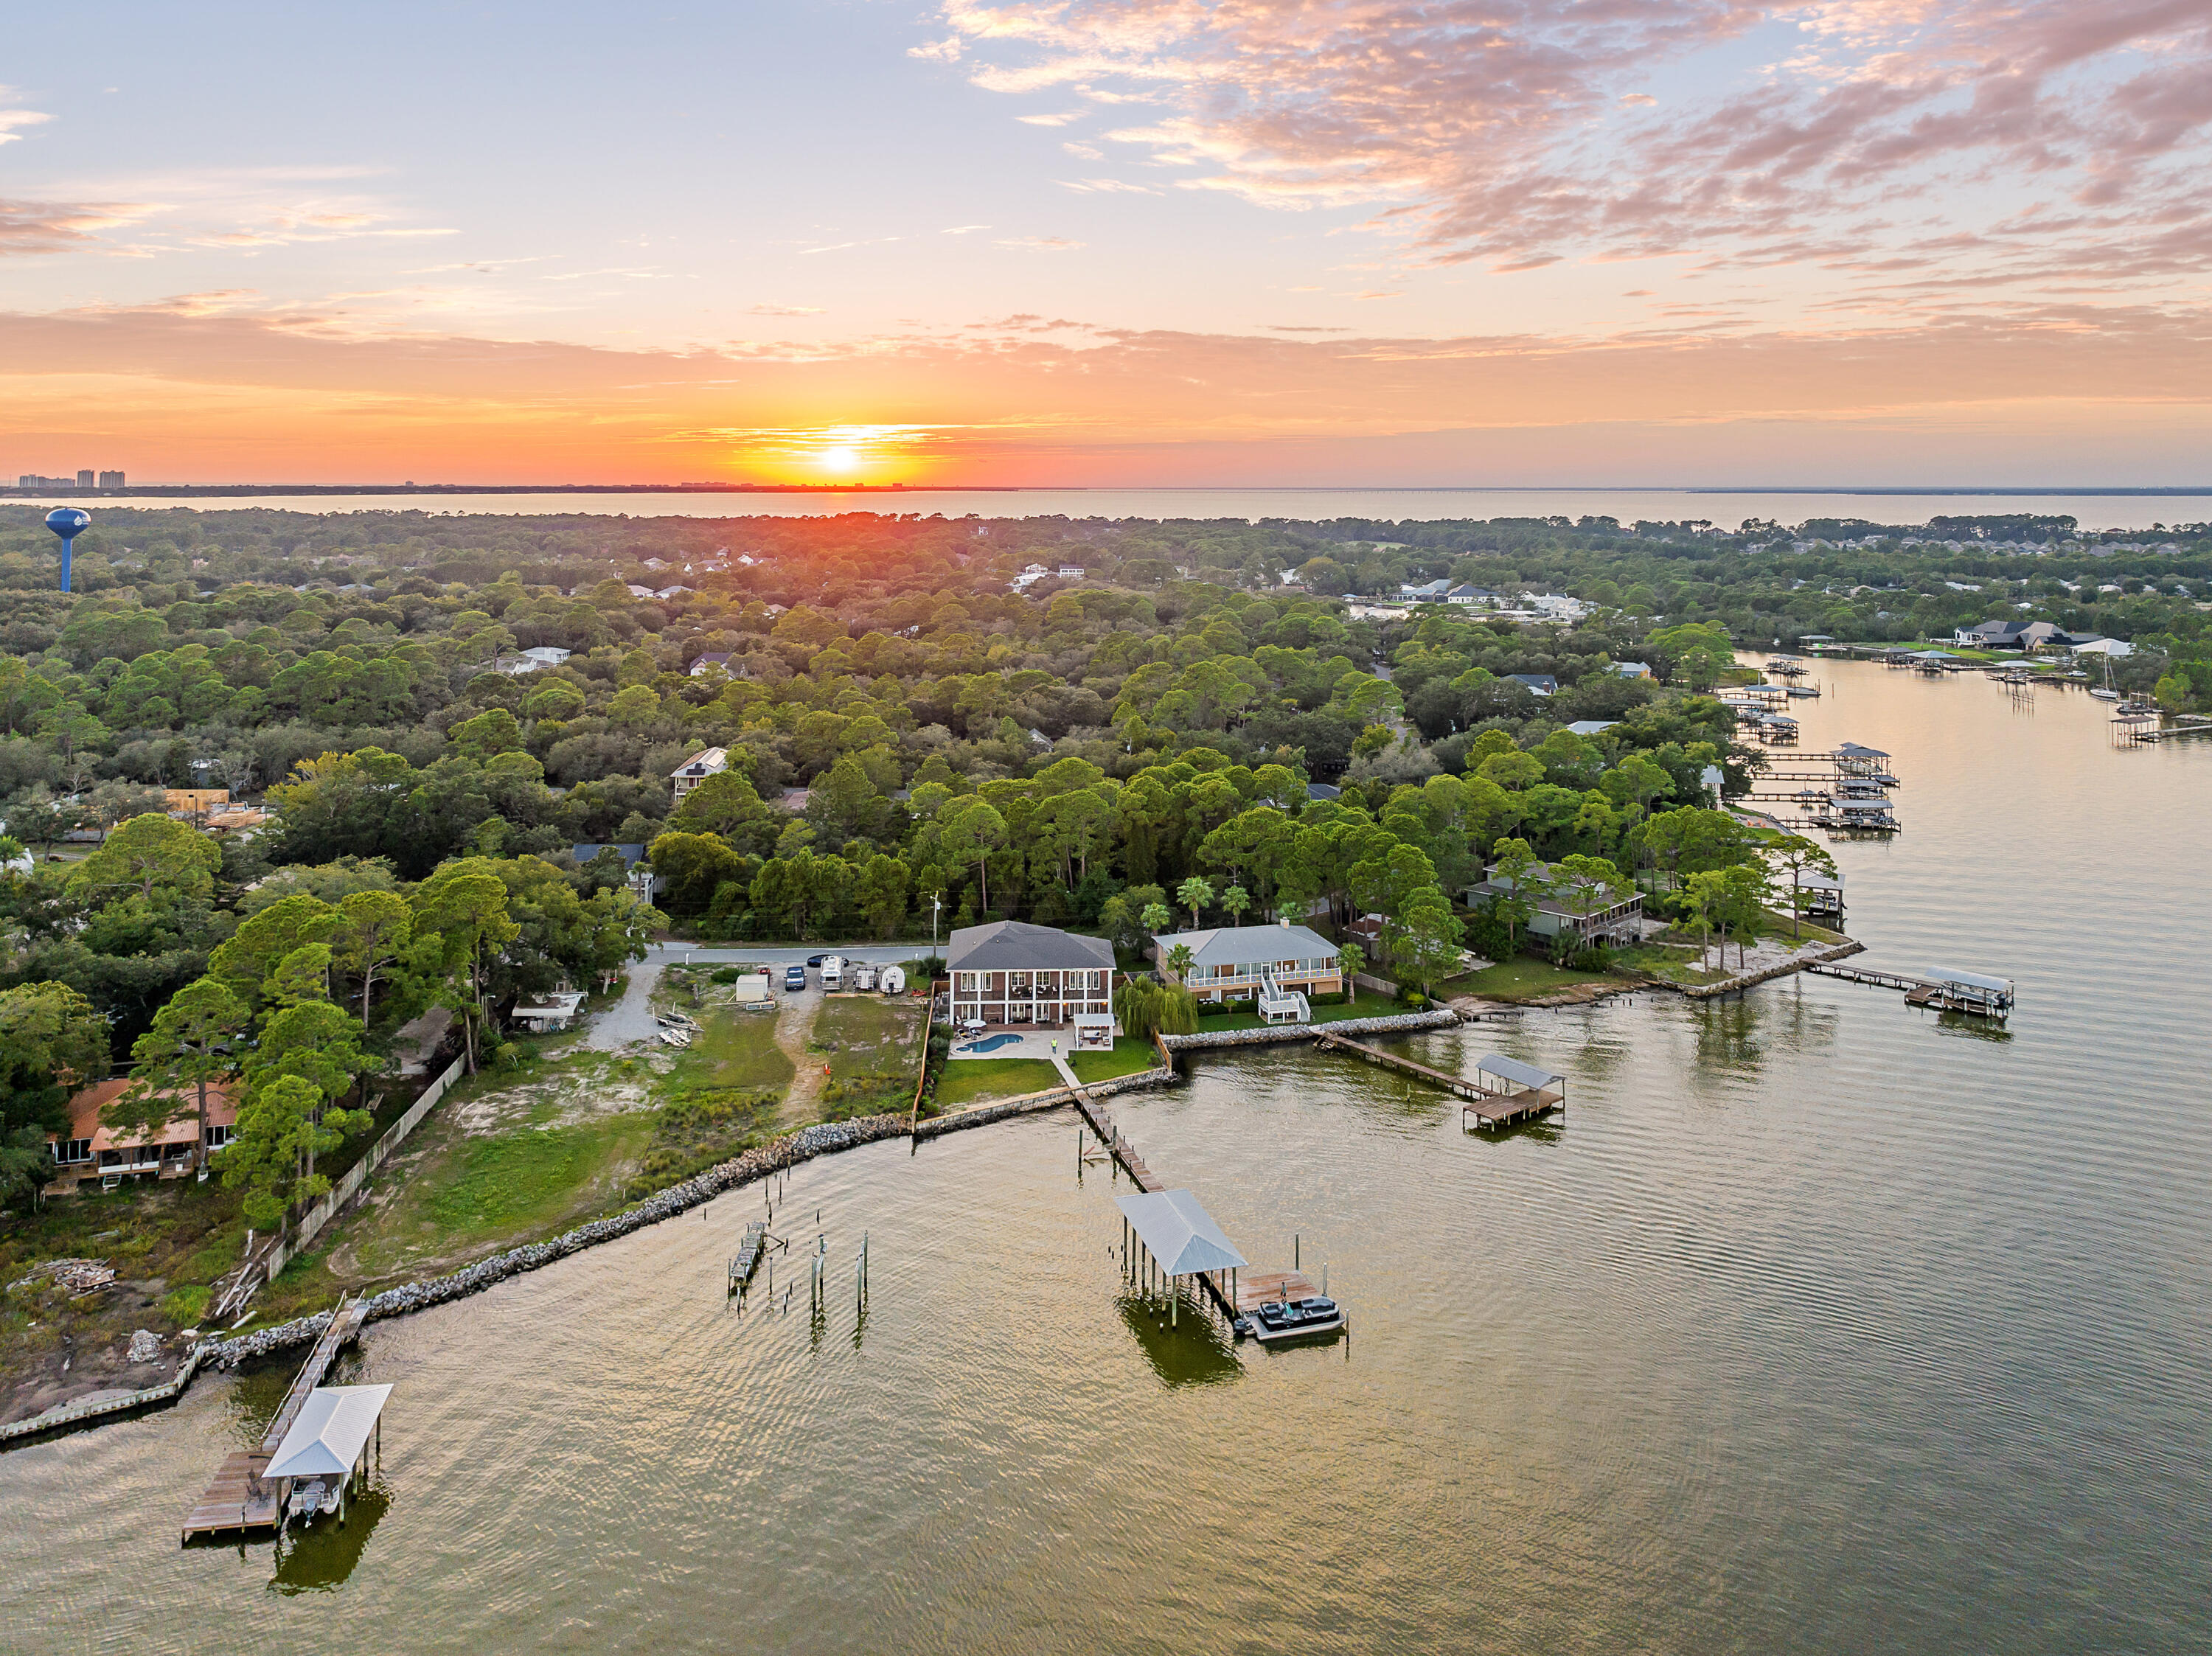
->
<box><xmin>1176</xmin><ymin>875</ymin><xmax>1214</xmax><ymax>928</ymax></box>
<box><xmin>1220</xmin><ymin>884</ymin><xmax>1251</xmax><ymax>925</ymax></box>
<box><xmin>1165</xmin><ymin>942</ymin><xmax>1195</xmax><ymax>984</ymax></box>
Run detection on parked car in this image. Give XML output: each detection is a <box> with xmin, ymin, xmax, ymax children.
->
<box><xmin>784</xmin><ymin>964</ymin><xmax>807</xmax><ymax>991</ymax></box>
<box><xmin>805</xmin><ymin>953</ymin><xmax>829</xmax><ymax>968</ymax></box>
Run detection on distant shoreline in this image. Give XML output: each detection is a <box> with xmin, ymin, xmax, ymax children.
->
<box><xmin>0</xmin><ymin>482</ymin><xmax>1028</xmax><ymax>499</ymax></box>
<box><xmin>2</xmin><ymin>482</ymin><xmax>2204</xmax><ymax>501</ymax></box>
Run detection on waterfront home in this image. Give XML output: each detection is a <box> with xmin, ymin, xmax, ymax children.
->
<box><xmin>1399</xmin><ymin>577</ymin><xmax>1451</xmax><ymax>602</ymax></box>
<box><xmin>1952</xmin><ymin>619</ymin><xmax>2065</xmax><ymax>650</ymax></box>
<box><xmin>1446</xmin><ymin>583</ymin><xmax>1498</xmax><ymax>605</ymax></box>
<box><xmin>1466</xmin><ymin>861</ymin><xmax>1644</xmax><ymax>950</ymax></box>
<box><xmin>45</xmin><ymin>1077</ymin><xmax>239</xmax><ymax>1193</ymax></box>
<box><xmin>947</xmin><ymin>920</ymin><xmax>1115</xmax><ymax>1029</ymax></box>
<box><xmin>669</xmin><ymin>747</ymin><xmax>728</xmax><ymax>803</ymax></box>
<box><xmin>1152</xmin><ymin>919</ymin><xmax>1343</xmax><ymax>1007</ymax></box>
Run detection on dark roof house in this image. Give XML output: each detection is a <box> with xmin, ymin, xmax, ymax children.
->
<box><xmin>947</xmin><ymin>919</ymin><xmax>1115</xmax><ymax>973</ymax></box>
<box><xmin>1509</xmin><ymin>673</ymin><xmax>1559</xmax><ymax>697</ymax></box>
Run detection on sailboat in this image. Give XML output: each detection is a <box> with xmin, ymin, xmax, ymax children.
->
<box><xmin>2089</xmin><ymin>655</ymin><xmax>2121</xmax><ymax>702</ymax></box>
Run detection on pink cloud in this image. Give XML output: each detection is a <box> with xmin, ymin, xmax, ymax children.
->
<box><xmin>933</xmin><ymin>1</ymin><xmax>2212</xmax><ymax>294</ymax></box>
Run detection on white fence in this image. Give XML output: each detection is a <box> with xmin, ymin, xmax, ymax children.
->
<box><xmin>257</xmin><ymin>1054</ymin><xmax>466</xmax><ymax>1286</ymax></box>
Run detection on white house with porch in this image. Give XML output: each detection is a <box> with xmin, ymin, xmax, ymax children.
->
<box><xmin>1153</xmin><ymin>919</ymin><xmax>1342</xmax><ymax>1022</ymax></box>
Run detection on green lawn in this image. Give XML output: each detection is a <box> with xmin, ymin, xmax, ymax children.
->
<box><xmin>1441</xmin><ymin>959</ymin><xmax>1637</xmax><ymax>1003</ymax></box>
<box><xmin>1068</xmin><ymin>1037</ymin><xmax>1161</xmax><ymax>1083</ymax></box>
<box><xmin>932</xmin><ymin>1057</ymin><xmax>1064</xmax><ymax>1108</ymax></box>
<box><xmin>670</xmin><ymin>1006</ymin><xmax>796</xmax><ymax>1091</ymax></box>
<box><xmin>815</xmin><ymin>994</ymin><xmax>925</xmax><ymax>1082</ymax></box>
<box><xmin>1190</xmin><ymin>989</ymin><xmax>1404</xmax><ymax>1033</ymax></box>
<box><xmin>1611</xmin><ymin>944</ymin><xmax>1734</xmax><ymax>987</ymax></box>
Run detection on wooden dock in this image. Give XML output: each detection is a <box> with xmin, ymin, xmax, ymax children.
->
<box><xmin>1804</xmin><ymin>961</ymin><xmax>1927</xmax><ymax>993</ymax></box>
<box><xmin>1233</xmin><ymin>1269</ymin><xmax>1319</xmax><ymax>1315</ymax></box>
<box><xmin>1315</xmin><ymin>1031</ymin><xmax>1565</xmax><ymax>1130</ymax></box>
<box><xmin>181</xmin><ymin>1451</ymin><xmax>280</xmax><ymax>1541</ymax></box>
<box><xmin>1804</xmin><ymin>961</ymin><xmax>2013</xmax><ymax>1018</ymax></box>
<box><xmin>1461</xmin><ymin>1087</ymin><xmax>1563</xmax><ymax>1132</ymax></box>
<box><xmin>181</xmin><ymin>1298</ymin><xmax>366</xmax><ymax>1544</ymax></box>
<box><xmin>1071</xmin><ymin>1091</ymin><xmax>1161</xmax><ymax>1193</ymax></box>
<box><xmin>1314</xmin><ymin>1031</ymin><xmax>1486</xmax><ymax>1102</ymax></box>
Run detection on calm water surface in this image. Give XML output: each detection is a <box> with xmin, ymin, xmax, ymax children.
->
<box><xmin>10</xmin><ymin>487</ymin><xmax>2204</xmax><ymax>532</ymax></box>
<box><xmin>4</xmin><ymin>662</ymin><xmax>2208</xmax><ymax>1654</ymax></box>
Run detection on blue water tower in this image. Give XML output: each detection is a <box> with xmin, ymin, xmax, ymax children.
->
<box><xmin>45</xmin><ymin>507</ymin><xmax>90</xmax><ymax>594</ymax></box>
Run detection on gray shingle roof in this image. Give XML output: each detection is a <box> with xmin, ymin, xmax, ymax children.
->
<box><xmin>947</xmin><ymin>920</ymin><xmax>1114</xmax><ymax>973</ymax></box>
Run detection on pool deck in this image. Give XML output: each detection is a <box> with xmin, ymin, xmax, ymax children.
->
<box><xmin>948</xmin><ymin>1026</ymin><xmax>1099</xmax><ymax>1088</ymax></box>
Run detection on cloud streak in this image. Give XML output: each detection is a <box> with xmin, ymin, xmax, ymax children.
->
<box><xmin>932</xmin><ymin>1</ymin><xmax>2212</xmax><ymax>294</ymax></box>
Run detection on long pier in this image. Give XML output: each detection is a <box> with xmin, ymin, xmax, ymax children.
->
<box><xmin>1804</xmin><ymin>961</ymin><xmax>2014</xmax><ymax>1017</ymax></box>
<box><xmin>1314</xmin><ymin>1031</ymin><xmax>1485</xmax><ymax>1102</ymax></box>
<box><xmin>181</xmin><ymin>1298</ymin><xmax>366</xmax><ymax>1543</ymax></box>
<box><xmin>1071</xmin><ymin>1089</ymin><xmax>1244</xmax><ymax>1323</ymax></box>
<box><xmin>1314</xmin><ymin>1031</ymin><xmax>1563</xmax><ymax>1130</ymax></box>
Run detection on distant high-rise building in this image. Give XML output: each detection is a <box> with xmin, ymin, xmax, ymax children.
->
<box><xmin>74</xmin><ymin>469</ymin><xmax>95</xmax><ymax>489</ymax></box>
<box><xmin>18</xmin><ymin>473</ymin><xmax>81</xmax><ymax>489</ymax></box>
<box><xmin>97</xmin><ymin>470</ymin><xmax>125</xmax><ymax>489</ymax></box>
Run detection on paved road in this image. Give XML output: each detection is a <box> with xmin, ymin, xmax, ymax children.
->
<box><xmin>588</xmin><ymin>942</ymin><xmax>936</xmax><ymax>1052</ymax></box>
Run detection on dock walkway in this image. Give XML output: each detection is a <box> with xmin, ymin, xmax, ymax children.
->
<box><xmin>1313</xmin><ymin>1031</ymin><xmax>1484</xmax><ymax>1101</ymax></box>
<box><xmin>181</xmin><ymin>1298</ymin><xmax>366</xmax><ymax>1543</ymax></box>
<box><xmin>1072</xmin><ymin>1088</ymin><xmax>1251</xmax><ymax>1322</ymax></box>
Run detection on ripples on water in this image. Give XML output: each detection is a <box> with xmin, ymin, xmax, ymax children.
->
<box><xmin>3</xmin><ymin>663</ymin><xmax>2208</xmax><ymax>1654</ymax></box>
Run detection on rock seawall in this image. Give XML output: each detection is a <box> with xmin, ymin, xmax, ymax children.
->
<box><xmin>209</xmin><ymin>1113</ymin><xmax>911</xmax><ymax>1369</ymax></box>
<box><xmin>1159</xmin><ymin>1009</ymin><xmax>1461</xmax><ymax>1051</ymax></box>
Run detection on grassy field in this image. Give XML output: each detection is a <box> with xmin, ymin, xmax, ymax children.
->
<box><xmin>257</xmin><ymin>1049</ymin><xmax>664</xmax><ymax>1319</ymax></box>
<box><xmin>815</xmin><ymin>994</ymin><xmax>925</xmax><ymax>1082</ymax></box>
<box><xmin>933</xmin><ymin>1057</ymin><xmax>1063</xmax><ymax>1108</ymax></box>
<box><xmin>1441</xmin><ymin>959</ymin><xmax>1639</xmax><ymax>1002</ymax></box>
<box><xmin>1191</xmin><ymin>989</ymin><xmax>1404</xmax><ymax>1032</ymax></box>
<box><xmin>669</xmin><ymin>1006</ymin><xmax>796</xmax><ymax>1092</ymax></box>
<box><xmin>1068</xmin><ymin>1037</ymin><xmax>1162</xmax><ymax>1083</ymax></box>
<box><xmin>1612</xmin><ymin>943</ymin><xmax>1734</xmax><ymax>987</ymax></box>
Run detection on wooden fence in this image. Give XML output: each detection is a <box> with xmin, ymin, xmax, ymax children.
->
<box><xmin>254</xmin><ymin>1053</ymin><xmax>467</xmax><ymax>1288</ymax></box>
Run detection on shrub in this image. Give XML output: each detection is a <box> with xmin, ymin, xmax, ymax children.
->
<box><xmin>160</xmin><ymin>1284</ymin><xmax>211</xmax><ymax>1325</ymax></box>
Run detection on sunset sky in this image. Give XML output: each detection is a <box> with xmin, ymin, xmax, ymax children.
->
<box><xmin>4</xmin><ymin>1</ymin><xmax>2211</xmax><ymax>486</ymax></box>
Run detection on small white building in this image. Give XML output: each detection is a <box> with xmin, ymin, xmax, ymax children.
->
<box><xmin>670</xmin><ymin>747</ymin><xmax>729</xmax><ymax>802</ymax></box>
